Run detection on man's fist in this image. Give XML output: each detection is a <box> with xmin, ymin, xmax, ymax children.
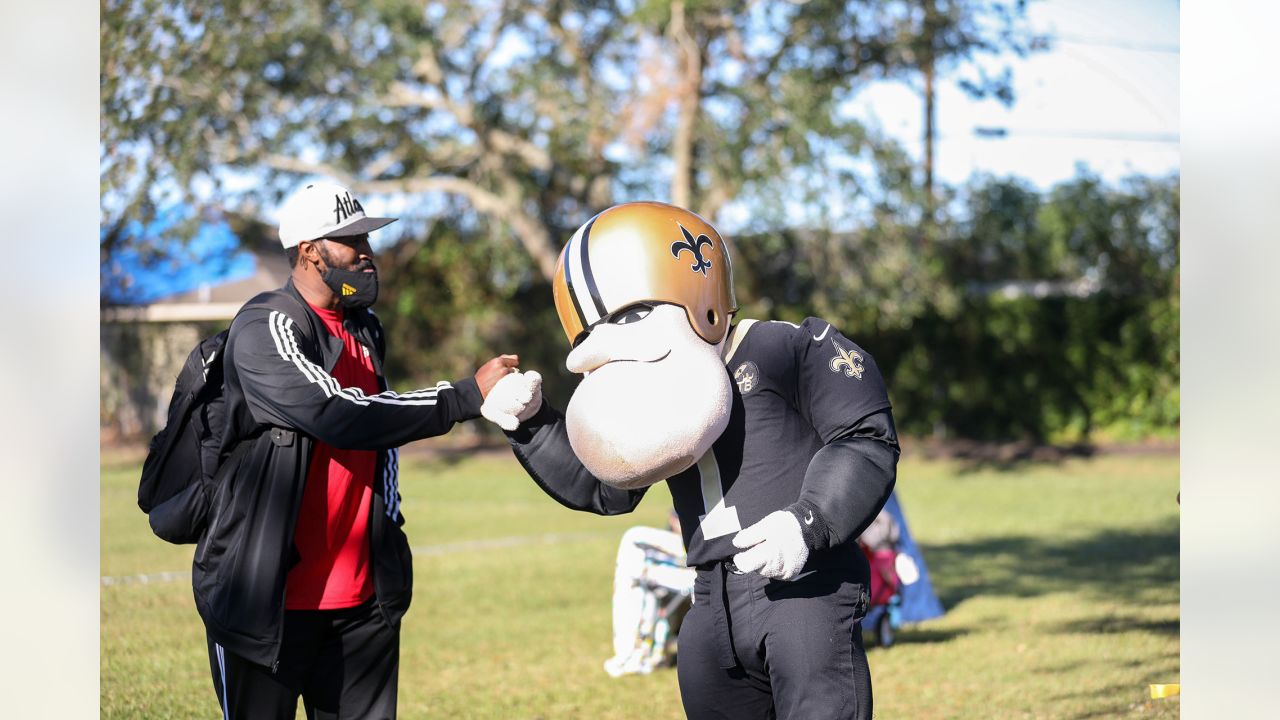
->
<box><xmin>474</xmin><ymin>355</ymin><xmax>519</xmax><ymax>398</ymax></box>
<box><xmin>481</xmin><ymin>370</ymin><xmax>543</xmax><ymax>431</ymax></box>
<box><xmin>731</xmin><ymin>510</ymin><xmax>809</xmax><ymax>580</ymax></box>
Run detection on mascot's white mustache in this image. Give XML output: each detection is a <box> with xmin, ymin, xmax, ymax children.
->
<box><xmin>565</xmin><ymin>304</ymin><xmax>731</xmax><ymax>490</ymax></box>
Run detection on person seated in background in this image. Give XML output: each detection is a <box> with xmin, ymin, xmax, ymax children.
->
<box><xmin>858</xmin><ymin>508</ymin><xmax>902</xmax><ymax>608</ymax></box>
<box><xmin>603</xmin><ymin>511</ymin><xmax>696</xmax><ymax>677</ymax></box>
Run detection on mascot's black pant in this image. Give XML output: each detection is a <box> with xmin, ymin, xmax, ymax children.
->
<box><xmin>206</xmin><ymin>597</ymin><xmax>399</xmax><ymax>720</ymax></box>
<box><xmin>677</xmin><ymin>564</ymin><xmax>872</xmax><ymax>720</ymax></box>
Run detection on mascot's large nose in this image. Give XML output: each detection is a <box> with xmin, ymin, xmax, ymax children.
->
<box><xmin>565</xmin><ymin>305</ymin><xmax>684</xmax><ymax>375</ymax></box>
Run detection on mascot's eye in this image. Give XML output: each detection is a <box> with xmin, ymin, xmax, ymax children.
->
<box><xmin>609</xmin><ymin>304</ymin><xmax>653</xmax><ymax>325</ymax></box>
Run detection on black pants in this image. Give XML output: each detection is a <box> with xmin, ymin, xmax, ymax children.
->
<box><xmin>207</xmin><ymin>598</ymin><xmax>399</xmax><ymax>720</ymax></box>
<box><xmin>677</xmin><ymin>565</ymin><xmax>872</xmax><ymax>720</ymax></box>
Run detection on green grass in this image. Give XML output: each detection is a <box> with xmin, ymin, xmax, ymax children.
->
<box><xmin>102</xmin><ymin>448</ymin><xmax>1179</xmax><ymax>718</ymax></box>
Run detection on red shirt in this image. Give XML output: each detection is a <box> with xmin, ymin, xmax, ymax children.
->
<box><xmin>284</xmin><ymin>303</ymin><xmax>379</xmax><ymax>610</ymax></box>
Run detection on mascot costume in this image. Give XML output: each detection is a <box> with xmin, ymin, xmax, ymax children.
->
<box><xmin>481</xmin><ymin>202</ymin><xmax>900</xmax><ymax>720</ymax></box>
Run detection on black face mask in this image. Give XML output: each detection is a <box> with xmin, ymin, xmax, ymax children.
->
<box><xmin>321</xmin><ymin>264</ymin><xmax>379</xmax><ymax>309</ymax></box>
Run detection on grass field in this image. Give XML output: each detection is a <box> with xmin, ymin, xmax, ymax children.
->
<box><xmin>102</xmin><ymin>447</ymin><xmax>1179</xmax><ymax>719</ymax></box>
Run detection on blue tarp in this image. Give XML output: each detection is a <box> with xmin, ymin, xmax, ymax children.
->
<box><xmin>101</xmin><ymin>206</ymin><xmax>256</xmax><ymax>305</ymax></box>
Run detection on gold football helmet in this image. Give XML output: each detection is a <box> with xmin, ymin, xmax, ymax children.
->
<box><xmin>552</xmin><ymin>201</ymin><xmax>738</xmax><ymax>347</ymax></box>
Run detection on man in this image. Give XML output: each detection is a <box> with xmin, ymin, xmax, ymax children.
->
<box><xmin>193</xmin><ymin>181</ymin><xmax>519</xmax><ymax>719</ymax></box>
<box><xmin>484</xmin><ymin>202</ymin><xmax>899</xmax><ymax>719</ymax></box>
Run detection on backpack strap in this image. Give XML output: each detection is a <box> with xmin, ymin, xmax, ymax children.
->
<box><xmin>238</xmin><ymin>286</ymin><xmax>315</xmax><ymax>344</ymax></box>
<box><xmin>217</xmin><ymin>286</ymin><xmax>317</xmax><ymax>453</ymax></box>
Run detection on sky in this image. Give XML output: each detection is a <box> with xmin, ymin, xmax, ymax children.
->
<box><xmin>847</xmin><ymin>0</ymin><xmax>1179</xmax><ymax>189</ymax></box>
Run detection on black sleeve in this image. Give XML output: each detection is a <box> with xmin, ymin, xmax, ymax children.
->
<box><xmin>790</xmin><ymin>410</ymin><xmax>901</xmax><ymax>551</ymax></box>
<box><xmin>784</xmin><ymin>317</ymin><xmax>898</xmax><ymax>550</ymax></box>
<box><xmin>228</xmin><ymin>304</ymin><xmax>483</xmax><ymax>450</ymax></box>
<box><xmin>505</xmin><ymin>402</ymin><xmax>647</xmax><ymax>516</ymax></box>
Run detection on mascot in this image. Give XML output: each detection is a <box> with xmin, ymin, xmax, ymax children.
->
<box><xmin>481</xmin><ymin>202</ymin><xmax>900</xmax><ymax>720</ymax></box>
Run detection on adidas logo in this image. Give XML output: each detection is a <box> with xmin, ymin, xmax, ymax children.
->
<box><xmin>341</xmin><ymin>283</ymin><xmax>357</xmax><ymax>296</ymax></box>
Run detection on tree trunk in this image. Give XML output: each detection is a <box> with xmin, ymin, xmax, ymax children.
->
<box><xmin>669</xmin><ymin>1</ymin><xmax>701</xmax><ymax>210</ymax></box>
<box><xmin>923</xmin><ymin>53</ymin><xmax>935</xmax><ymax>202</ymax></box>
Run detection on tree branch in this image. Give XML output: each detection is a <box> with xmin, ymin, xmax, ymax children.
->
<box><xmin>384</xmin><ymin>81</ymin><xmax>554</xmax><ymax>173</ymax></box>
<box><xmin>256</xmin><ymin>155</ymin><xmax>559</xmax><ymax>280</ymax></box>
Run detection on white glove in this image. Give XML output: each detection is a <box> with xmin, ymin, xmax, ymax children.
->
<box><xmin>480</xmin><ymin>370</ymin><xmax>543</xmax><ymax>431</ymax></box>
<box><xmin>731</xmin><ymin>510</ymin><xmax>810</xmax><ymax>580</ymax></box>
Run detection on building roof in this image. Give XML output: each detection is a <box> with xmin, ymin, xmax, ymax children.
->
<box><xmin>102</xmin><ymin>207</ymin><xmax>291</xmax><ymax>322</ymax></box>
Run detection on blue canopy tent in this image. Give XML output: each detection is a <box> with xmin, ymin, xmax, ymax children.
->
<box><xmin>863</xmin><ymin>491</ymin><xmax>945</xmax><ymax>645</ymax></box>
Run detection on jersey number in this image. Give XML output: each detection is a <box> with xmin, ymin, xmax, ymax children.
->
<box><xmin>695</xmin><ymin>451</ymin><xmax>741</xmax><ymax>540</ymax></box>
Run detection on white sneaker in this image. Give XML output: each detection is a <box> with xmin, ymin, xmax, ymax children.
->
<box><xmin>603</xmin><ymin>654</ymin><xmax>649</xmax><ymax>677</ymax></box>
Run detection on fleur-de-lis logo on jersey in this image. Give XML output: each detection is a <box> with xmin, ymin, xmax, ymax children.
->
<box><xmin>829</xmin><ymin>339</ymin><xmax>865</xmax><ymax>380</ymax></box>
<box><xmin>670</xmin><ymin>225</ymin><xmax>714</xmax><ymax>276</ymax></box>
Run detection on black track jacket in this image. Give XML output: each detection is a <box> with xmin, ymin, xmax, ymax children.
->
<box><xmin>192</xmin><ymin>280</ymin><xmax>483</xmax><ymax>669</ymax></box>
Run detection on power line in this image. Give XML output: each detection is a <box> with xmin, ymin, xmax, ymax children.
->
<box><xmin>1056</xmin><ymin>45</ymin><xmax>1173</xmax><ymax>125</ymax></box>
<box><xmin>974</xmin><ymin>126</ymin><xmax>1179</xmax><ymax>143</ymax></box>
<box><xmin>1054</xmin><ymin>33</ymin><xmax>1180</xmax><ymax>54</ymax></box>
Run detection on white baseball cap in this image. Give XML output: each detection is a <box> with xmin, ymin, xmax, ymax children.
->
<box><xmin>277</xmin><ymin>181</ymin><xmax>398</xmax><ymax>248</ymax></box>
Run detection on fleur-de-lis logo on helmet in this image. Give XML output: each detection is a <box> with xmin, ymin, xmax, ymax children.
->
<box><xmin>829</xmin><ymin>339</ymin><xmax>865</xmax><ymax>380</ymax></box>
<box><xmin>552</xmin><ymin>201</ymin><xmax>738</xmax><ymax>347</ymax></box>
<box><xmin>670</xmin><ymin>224</ymin><xmax>714</xmax><ymax>276</ymax></box>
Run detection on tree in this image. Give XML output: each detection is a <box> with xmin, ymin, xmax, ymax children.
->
<box><xmin>923</xmin><ymin>171</ymin><xmax>1180</xmax><ymax>441</ymax></box>
<box><xmin>103</xmin><ymin>0</ymin><xmax>639</xmax><ymax>281</ymax></box>
<box><xmin>104</xmin><ymin>0</ymin><xmax>1104</xmax><ymax>437</ymax></box>
<box><xmin>102</xmin><ymin>0</ymin><xmax>1041</xmax><ymax>274</ymax></box>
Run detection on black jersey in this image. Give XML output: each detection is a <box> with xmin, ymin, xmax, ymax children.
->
<box><xmin>506</xmin><ymin>316</ymin><xmax>893</xmax><ymax>569</ymax></box>
<box><xmin>668</xmin><ymin>317</ymin><xmax>892</xmax><ymax>567</ymax></box>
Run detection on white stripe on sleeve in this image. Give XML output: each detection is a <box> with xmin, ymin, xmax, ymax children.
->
<box><xmin>267</xmin><ymin>311</ymin><xmax>448</xmax><ymax>407</ymax></box>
